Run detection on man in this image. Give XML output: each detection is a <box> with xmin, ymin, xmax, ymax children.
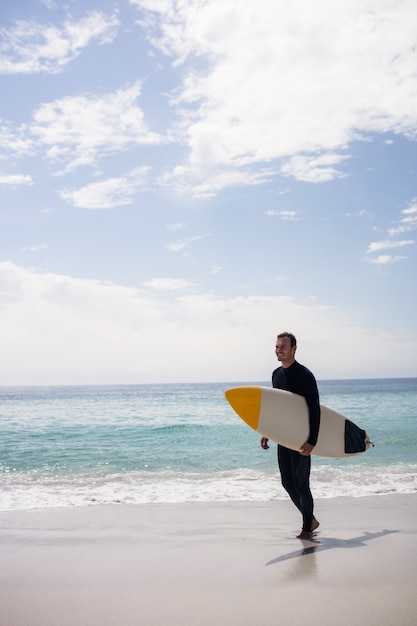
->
<box><xmin>261</xmin><ymin>332</ymin><xmax>320</xmax><ymax>539</ymax></box>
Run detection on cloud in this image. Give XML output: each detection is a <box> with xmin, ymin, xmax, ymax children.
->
<box><xmin>403</xmin><ymin>204</ymin><xmax>417</xmax><ymax>216</ymax></box>
<box><xmin>369</xmin><ymin>255</ymin><xmax>406</xmax><ymax>265</ymax></box>
<box><xmin>3</xmin><ymin>2</ymin><xmax>416</xmax><ymax>198</ymax></box>
<box><xmin>1</xmin><ymin>261</ymin><xmax>415</xmax><ymax>384</ymax></box>
<box><xmin>29</xmin><ymin>83</ymin><xmax>163</xmax><ymax>173</ymax></box>
<box><xmin>388</xmin><ymin>201</ymin><xmax>417</xmax><ymax>235</ymax></box>
<box><xmin>366</xmin><ymin>239</ymin><xmax>414</xmax><ymax>254</ymax></box>
<box><xmin>0</xmin><ymin>173</ymin><xmax>33</xmax><ymax>186</ymax></box>
<box><xmin>266</xmin><ymin>210</ymin><xmax>298</xmax><ymax>221</ymax></box>
<box><xmin>0</xmin><ymin>121</ymin><xmax>34</xmax><ymax>158</ymax></box>
<box><xmin>0</xmin><ymin>11</ymin><xmax>120</xmax><ymax>74</ymax></box>
<box><xmin>131</xmin><ymin>0</ymin><xmax>417</xmax><ymax>191</ymax></box>
<box><xmin>280</xmin><ymin>154</ymin><xmax>349</xmax><ymax>183</ymax></box>
<box><xmin>60</xmin><ymin>167</ymin><xmax>150</xmax><ymax>209</ymax></box>
<box><xmin>166</xmin><ymin>234</ymin><xmax>210</xmax><ymax>253</ymax></box>
<box><xmin>365</xmin><ymin>200</ymin><xmax>416</xmax><ymax>260</ymax></box>
<box><xmin>19</xmin><ymin>244</ymin><xmax>48</xmax><ymax>252</ymax></box>
<box><xmin>162</xmin><ymin>165</ymin><xmax>276</xmax><ymax>199</ymax></box>
<box><xmin>143</xmin><ymin>278</ymin><xmax>198</xmax><ymax>290</ymax></box>
<box><xmin>344</xmin><ymin>209</ymin><xmax>371</xmax><ymax>218</ymax></box>
<box><xmin>40</xmin><ymin>0</ymin><xmax>58</xmax><ymax>9</ymax></box>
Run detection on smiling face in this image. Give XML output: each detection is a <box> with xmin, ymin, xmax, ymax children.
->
<box><xmin>275</xmin><ymin>336</ymin><xmax>296</xmax><ymax>368</ymax></box>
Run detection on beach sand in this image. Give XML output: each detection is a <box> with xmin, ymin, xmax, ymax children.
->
<box><xmin>0</xmin><ymin>494</ymin><xmax>415</xmax><ymax>626</ymax></box>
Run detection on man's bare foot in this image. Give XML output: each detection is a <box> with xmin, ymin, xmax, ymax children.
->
<box><xmin>297</xmin><ymin>518</ymin><xmax>320</xmax><ymax>539</ymax></box>
<box><xmin>297</xmin><ymin>530</ymin><xmax>313</xmax><ymax>540</ymax></box>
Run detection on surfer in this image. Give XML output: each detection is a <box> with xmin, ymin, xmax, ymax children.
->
<box><xmin>260</xmin><ymin>332</ymin><xmax>321</xmax><ymax>540</ymax></box>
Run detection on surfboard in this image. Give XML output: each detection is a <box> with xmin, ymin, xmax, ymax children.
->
<box><xmin>224</xmin><ymin>386</ymin><xmax>372</xmax><ymax>458</ymax></box>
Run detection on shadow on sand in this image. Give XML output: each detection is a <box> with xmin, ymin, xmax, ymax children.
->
<box><xmin>266</xmin><ymin>529</ymin><xmax>399</xmax><ymax>567</ymax></box>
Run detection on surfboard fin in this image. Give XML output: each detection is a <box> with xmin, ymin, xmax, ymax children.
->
<box><xmin>344</xmin><ymin>419</ymin><xmax>370</xmax><ymax>453</ymax></box>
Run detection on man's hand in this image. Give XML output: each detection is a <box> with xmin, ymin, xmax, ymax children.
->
<box><xmin>260</xmin><ymin>437</ymin><xmax>270</xmax><ymax>450</ymax></box>
<box><xmin>299</xmin><ymin>442</ymin><xmax>314</xmax><ymax>456</ymax></box>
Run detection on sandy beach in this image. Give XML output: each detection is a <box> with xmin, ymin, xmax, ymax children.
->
<box><xmin>0</xmin><ymin>494</ymin><xmax>415</xmax><ymax>626</ymax></box>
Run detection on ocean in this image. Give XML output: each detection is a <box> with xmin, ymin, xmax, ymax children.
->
<box><xmin>1</xmin><ymin>379</ymin><xmax>416</xmax><ymax>511</ymax></box>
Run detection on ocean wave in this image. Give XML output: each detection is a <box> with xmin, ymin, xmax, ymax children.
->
<box><xmin>149</xmin><ymin>423</ymin><xmax>209</xmax><ymax>433</ymax></box>
<box><xmin>1</xmin><ymin>464</ymin><xmax>416</xmax><ymax>511</ymax></box>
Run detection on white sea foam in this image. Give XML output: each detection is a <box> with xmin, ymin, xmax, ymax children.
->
<box><xmin>1</xmin><ymin>465</ymin><xmax>416</xmax><ymax>511</ymax></box>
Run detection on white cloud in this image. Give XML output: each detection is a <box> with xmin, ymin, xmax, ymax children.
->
<box><xmin>3</xmin><ymin>2</ymin><xmax>416</xmax><ymax>198</ymax></box>
<box><xmin>402</xmin><ymin>204</ymin><xmax>417</xmax><ymax>215</ymax></box>
<box><xmin>266</xmin><ymin>210</ymin><xmax>298</xmax><ymax>221</ymax></box>
<box><xmin>403</xmin><ymin>213</ymin><xmax>417</xmax><ymax>221</ymax></box>
<box><xmin>0</xmin><ymin>122</ymin><xmax>34</xmax><ymax>158</ymax></box>
<box><xmin>166</xmin><ymin>234</ymin><xmax>210</xmax><ymax>253</ymax></box>
<box><xmin>2</xmin><ymin>261</ymin><xmax>415</xmax><ymax>384</ymax></box>
<box><xmin>366</xmin><ymin>239</ymin><xmax>414</xmax><ymax>254</ymax></box>
<box><xmin>131</xmin><ymin>0</ymin><xmax>417</xmax><ymax>191</ymax></box>
<box><xmin>143</xmin><ymin>278</ymin><xmax>197</xmax><ymax>290</ymax></box>
<box><xmin>20</xmin><ymin>244</ymin><xmax>48</xmax><ymax>252</ymax></box>
<box><xmin>60</xmin><ymin>167</ymin><xmax>150</xmax><ymax>209</ymax></box>
<box><xmin>29</xmin><ymin>83</ymin><xmax>163</xmax><ymax>173</ymax></box>
<box><xmin>40</xmin><ymin>0</ymin><xmax>58</xmax><ymax>9</ymax></box>
<box><xmin>0</xmin><ymin>173</ymin><xmax>33</xmax><ymax>186</ymax></box>
<box><xmin>162</xmin><ymin>166</ymin><xmax>277</xmax><ymax>199</ymax></box>
<box><xmin>0</xmin><ymin>11</ymin><xmax>120</xmax><ymax>74</ymax></box>
<box><xmin>366</xmin><ymin>201</ymin><xmax>416</xmax><ymax>260</ymax></box>
<box><xmin>344</xmin><ymin>210</ymin><xmax>371</xmax><ymax>218</ymax></box>
<box><xmin>280</xmin><ymin>154</ymin><xmax>349</xmax><ymax>183</ymax></box>
<box><xmin>369</xmin><ymin>255</ymin><xmax>406</xmax><ymax>265</ymax></box>
<box><xmin>387</xmin><ymin>201</ymin><xmax>417</xmax><ymax>236</ymax></box>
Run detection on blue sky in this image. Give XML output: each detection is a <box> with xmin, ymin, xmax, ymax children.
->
<box><xmin>1</xmin><ymin>0</ymin><xmax>416</xmax><ymax>385</ymax></box>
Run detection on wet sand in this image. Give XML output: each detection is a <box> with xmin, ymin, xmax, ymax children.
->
<box><xmin>0</xmin><ymin>494</ymin><xmax>415</xmax><ymax>625</ymax></box>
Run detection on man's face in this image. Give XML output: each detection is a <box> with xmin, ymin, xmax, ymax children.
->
<box><xmin>275</xmin><ymin>336</ymin><xmax>296</xmax><ymax>365</ymax></box>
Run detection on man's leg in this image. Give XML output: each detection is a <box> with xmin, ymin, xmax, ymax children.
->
<box><xmin>277</xmin><ymin>445</ymin><xmax>303</xmax><ymax>512</ymax></box>
<box><xmin>292</xmin><ymin>453</ymin><xmax>315</xmax><ymax>533</ymax></box>
<box><xmin>278</xmin><ymin>446</ymin><xmax>318</xmax><ymax>536</ymax></box>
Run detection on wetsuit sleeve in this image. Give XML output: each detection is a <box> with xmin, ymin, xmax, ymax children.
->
<box><xmin>302</xmin><ymin>372</ymin><xmax>321</xmax><ymax>446</ymax></box>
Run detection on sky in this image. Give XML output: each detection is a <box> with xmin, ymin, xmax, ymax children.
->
<box><xmin>0</xmin><ymin>0</ymin><xmax>416</xmax><ymax>386</ymax></box>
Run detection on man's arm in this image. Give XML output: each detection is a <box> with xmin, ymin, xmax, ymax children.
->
<box><xmin>302</xmin><ymin>371</ymin><xmax>321</xmax><ymax>448</ymax></box>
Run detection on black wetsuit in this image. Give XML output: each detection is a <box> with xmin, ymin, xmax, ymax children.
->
<box><xmin>272</xmin><ymin>361</ymin><xmax>321</xmax><ymax>532</ymax></box>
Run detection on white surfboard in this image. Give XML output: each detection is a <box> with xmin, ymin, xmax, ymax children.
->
<box><xmin>224</xmin><ymin>386</ymin><xmax>372</xmax><ymax>458</ymax></box>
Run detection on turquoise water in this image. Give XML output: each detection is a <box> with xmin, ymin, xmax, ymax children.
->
<box><xmin>0</xmin><ymin>379</ymin><xmax>416</xmax><ymax>510</ymax></box>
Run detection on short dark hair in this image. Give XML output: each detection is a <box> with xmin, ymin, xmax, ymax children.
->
<box><xmin>277</xmin><ymin>332</ymin><xmax>297</xmax><ymax>348</ymax></box>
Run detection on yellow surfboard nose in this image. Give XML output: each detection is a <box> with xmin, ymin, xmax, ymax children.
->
<box><xmin>224</xmin><ymin>386</ymin><xmax>261</xmax><ymax>431</ymax></box>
